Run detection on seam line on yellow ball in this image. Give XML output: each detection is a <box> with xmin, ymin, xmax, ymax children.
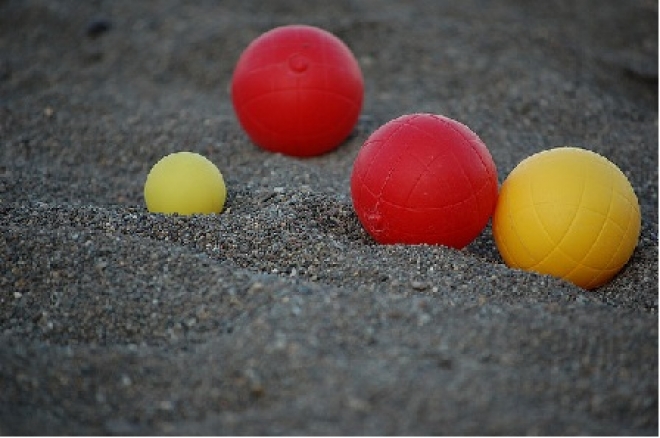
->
<box><xmin>526</xmin><ymin>159</ymin><xmax>588</xmax><ymax>273</ymax></box>
<box><xmin>562</xmin><ymin>168</ymin><xmax>616</xmax><ymax>286</ymax></box>
<box><xmin>559</xmin><ymin>162</ymin><xmax>637</xmax><ymax>285</ymax></box>
<box><xmin>561</xmin><ymin>164</ymin><xmax>640</xmax><ymax>284</ymax></box>
<box><xmin>496</xmin><ymin>183</ymin><xmax>537</xmax><ymax>268</ymax></box>
<box><xmin>581</xmin><ymin>188</ymin><xmax>639</xmax><ymax>288</ymax></box>
<box><xmin>501</xmin><ymin>209</ymin><xmax>529</xmax><ymax>268</ymax></box>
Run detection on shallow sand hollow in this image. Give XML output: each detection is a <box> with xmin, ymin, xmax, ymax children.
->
<box><xmin>0</xmin><ymin>0</ymin><xmax>657</xmax><ymax>434</ymax></box>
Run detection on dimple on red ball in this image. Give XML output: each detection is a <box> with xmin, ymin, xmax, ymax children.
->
<box><xmin>231</xmin><ymin>25</ymin><xmax>364</xmax><ymax>157</ymax></box>
<box><xmin>350</xmin><ymin>113</ymin><xmax>499</xmax><ymax>249</ymax></box>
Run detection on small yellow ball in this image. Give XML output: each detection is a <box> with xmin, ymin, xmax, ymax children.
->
<box><xmin>144</xmin><ymin>151</ymin><xmax>227</xmax><ymax>215</ymax></box>
<box><xmin>492</xmin><ymin>147</ymin><xmax>641</xmax><ymax>290</ymax></box>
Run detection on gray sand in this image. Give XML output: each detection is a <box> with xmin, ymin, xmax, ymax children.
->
<box><xmin>1</xmin><ymin>0</ymin><xmax>657</xmax><ymax>434</ymax></box>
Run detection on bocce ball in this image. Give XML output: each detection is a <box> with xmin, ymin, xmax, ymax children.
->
<box><xmin>350</xmin><ymin>113</ymin><xmax>499</xmax><ymax>249</ymax></box>
<box><xmin>144</xmin><ymin>151</ymin><xmax>227</xmax><ymax>215</ymax></box>
<box><xmin>231</xmin><ymin>24</ymin><xmax>364</xmax><ymax>157</ymax></box>
<box><xmin>492</xmin><ymin>147</ymin><xmax>641</xmax><ymax>289</ymax></box>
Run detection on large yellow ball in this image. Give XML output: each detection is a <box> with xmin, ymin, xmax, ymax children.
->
<box><xmin>492</xmin><ymin>147</ymin><xmax>641</xmax><ymax>290</ymax></box>
<box><xmin>144</xmin><ymin>152</ymin><xmax>227</xmax><ymax>215</ymax></box>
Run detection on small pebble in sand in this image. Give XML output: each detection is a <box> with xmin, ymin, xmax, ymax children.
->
<box><xmin>85</xmin><ymin>18</ymin><xmax>112</xmax><ymax>38</ymax></box>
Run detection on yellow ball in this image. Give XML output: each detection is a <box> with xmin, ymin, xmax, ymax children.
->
<box><xmin>144</xmin><ymin>151</ymin><xmax>227</xmax><ymax>215</ymax></box>
<box><xmin>492</xmin><ymin>147</ymin><xmax>640</xmax><ymax>290</ymax></box>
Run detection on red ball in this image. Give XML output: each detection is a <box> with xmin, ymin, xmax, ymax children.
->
<box><xmin>350</xmin><ymin>113</ymin><xmax>499</xmax><ymax>249</ymax></box>
<box><xmin>231</xmin><ymin>25</ymin><xmax>364</xmax><ymax>157</ymax></box>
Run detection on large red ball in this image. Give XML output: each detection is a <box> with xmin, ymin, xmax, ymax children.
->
<box><xmin>350</xmin><ymin>113</ymin><xmax>499</xmax><ymax>249</ymax></box>
<box><xmin>231</xmin><ymin>25</ymin><xmax>364</xmax><ymax>157</ymax></box>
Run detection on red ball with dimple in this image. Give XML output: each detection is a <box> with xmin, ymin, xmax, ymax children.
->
<box><xmin>351</xmin><ymin>113</ymin><xmax>499</xmax><ymax>249</ymax></box>
<box><xmin>231</xmin><ymin>25</ymin><xmax>364</xmax><ymax>157</ymax></box>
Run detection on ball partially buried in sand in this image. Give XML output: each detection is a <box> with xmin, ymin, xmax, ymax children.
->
<box><xmin>231</xmin><ymin>24</ymin><xmax>364</xmax><ymax>157</ymax></box>
<box><xmin>492</xmin><ymin>147</ymin><xmax>641</xmax><ymax>289</ymax></box>
<box><xmin>144</xmin><ymin>152</ymin><xmax>227</xmax><ymax>215</ymax></box>
<box><xmin>350</xmin><ymin>113</ymin><xmax>499</xmax><ymax>249</ymax></box>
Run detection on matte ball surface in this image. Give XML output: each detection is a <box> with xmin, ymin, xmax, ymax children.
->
<box><xmin>231</xmin><ymin>25</ymin><xmax>364</xmax><ymax>157</ymax></box>
<box><xmin>492</xmin><ymin>147</ymin><xmax>641</xmax><ymax>289</ymax></box>
<box><xmin>144</xmin><ymin>152</ymin><xmax>227</xmax><ymax>215</ymax></box>
<box><xmin>350</xmin><ymin>113</ymin><xmax>499</xmax><ymax>249</ymax></box>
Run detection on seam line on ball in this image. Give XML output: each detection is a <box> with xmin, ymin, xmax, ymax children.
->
<box><xmin>527</xmin><ymin>162</ymin><xmax>588</xmax><ymax>273</ymax></box>
<box><xmin>562</xmin><ymin>167</ymin><xmax>617</xmax><ymax>285</ymax></box>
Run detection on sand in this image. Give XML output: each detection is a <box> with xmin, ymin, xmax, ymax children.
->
<box><xmin>0</xmin><ymin>0</ymin><xmax>657</xmax><ymax>434</ymax></box>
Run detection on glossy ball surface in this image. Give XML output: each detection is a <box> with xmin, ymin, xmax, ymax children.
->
<box><xmin>231</xmin><ymin>25</ymin><xmax>364</xmax><ymax>157</ymax></box>
<box><xmin>144</xmin><ymin>152</ymin><xmax>226</xmax><ymax>215</ymax></box>
<box><xmin>492</xmin><ymin>147</ymin><xmax>641</xmax><ymax>289</ymax></box>
<box><xmin>351</xmin><ymin>113</ymin><xmax>498</xmax><ymax>249</ymax></box>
